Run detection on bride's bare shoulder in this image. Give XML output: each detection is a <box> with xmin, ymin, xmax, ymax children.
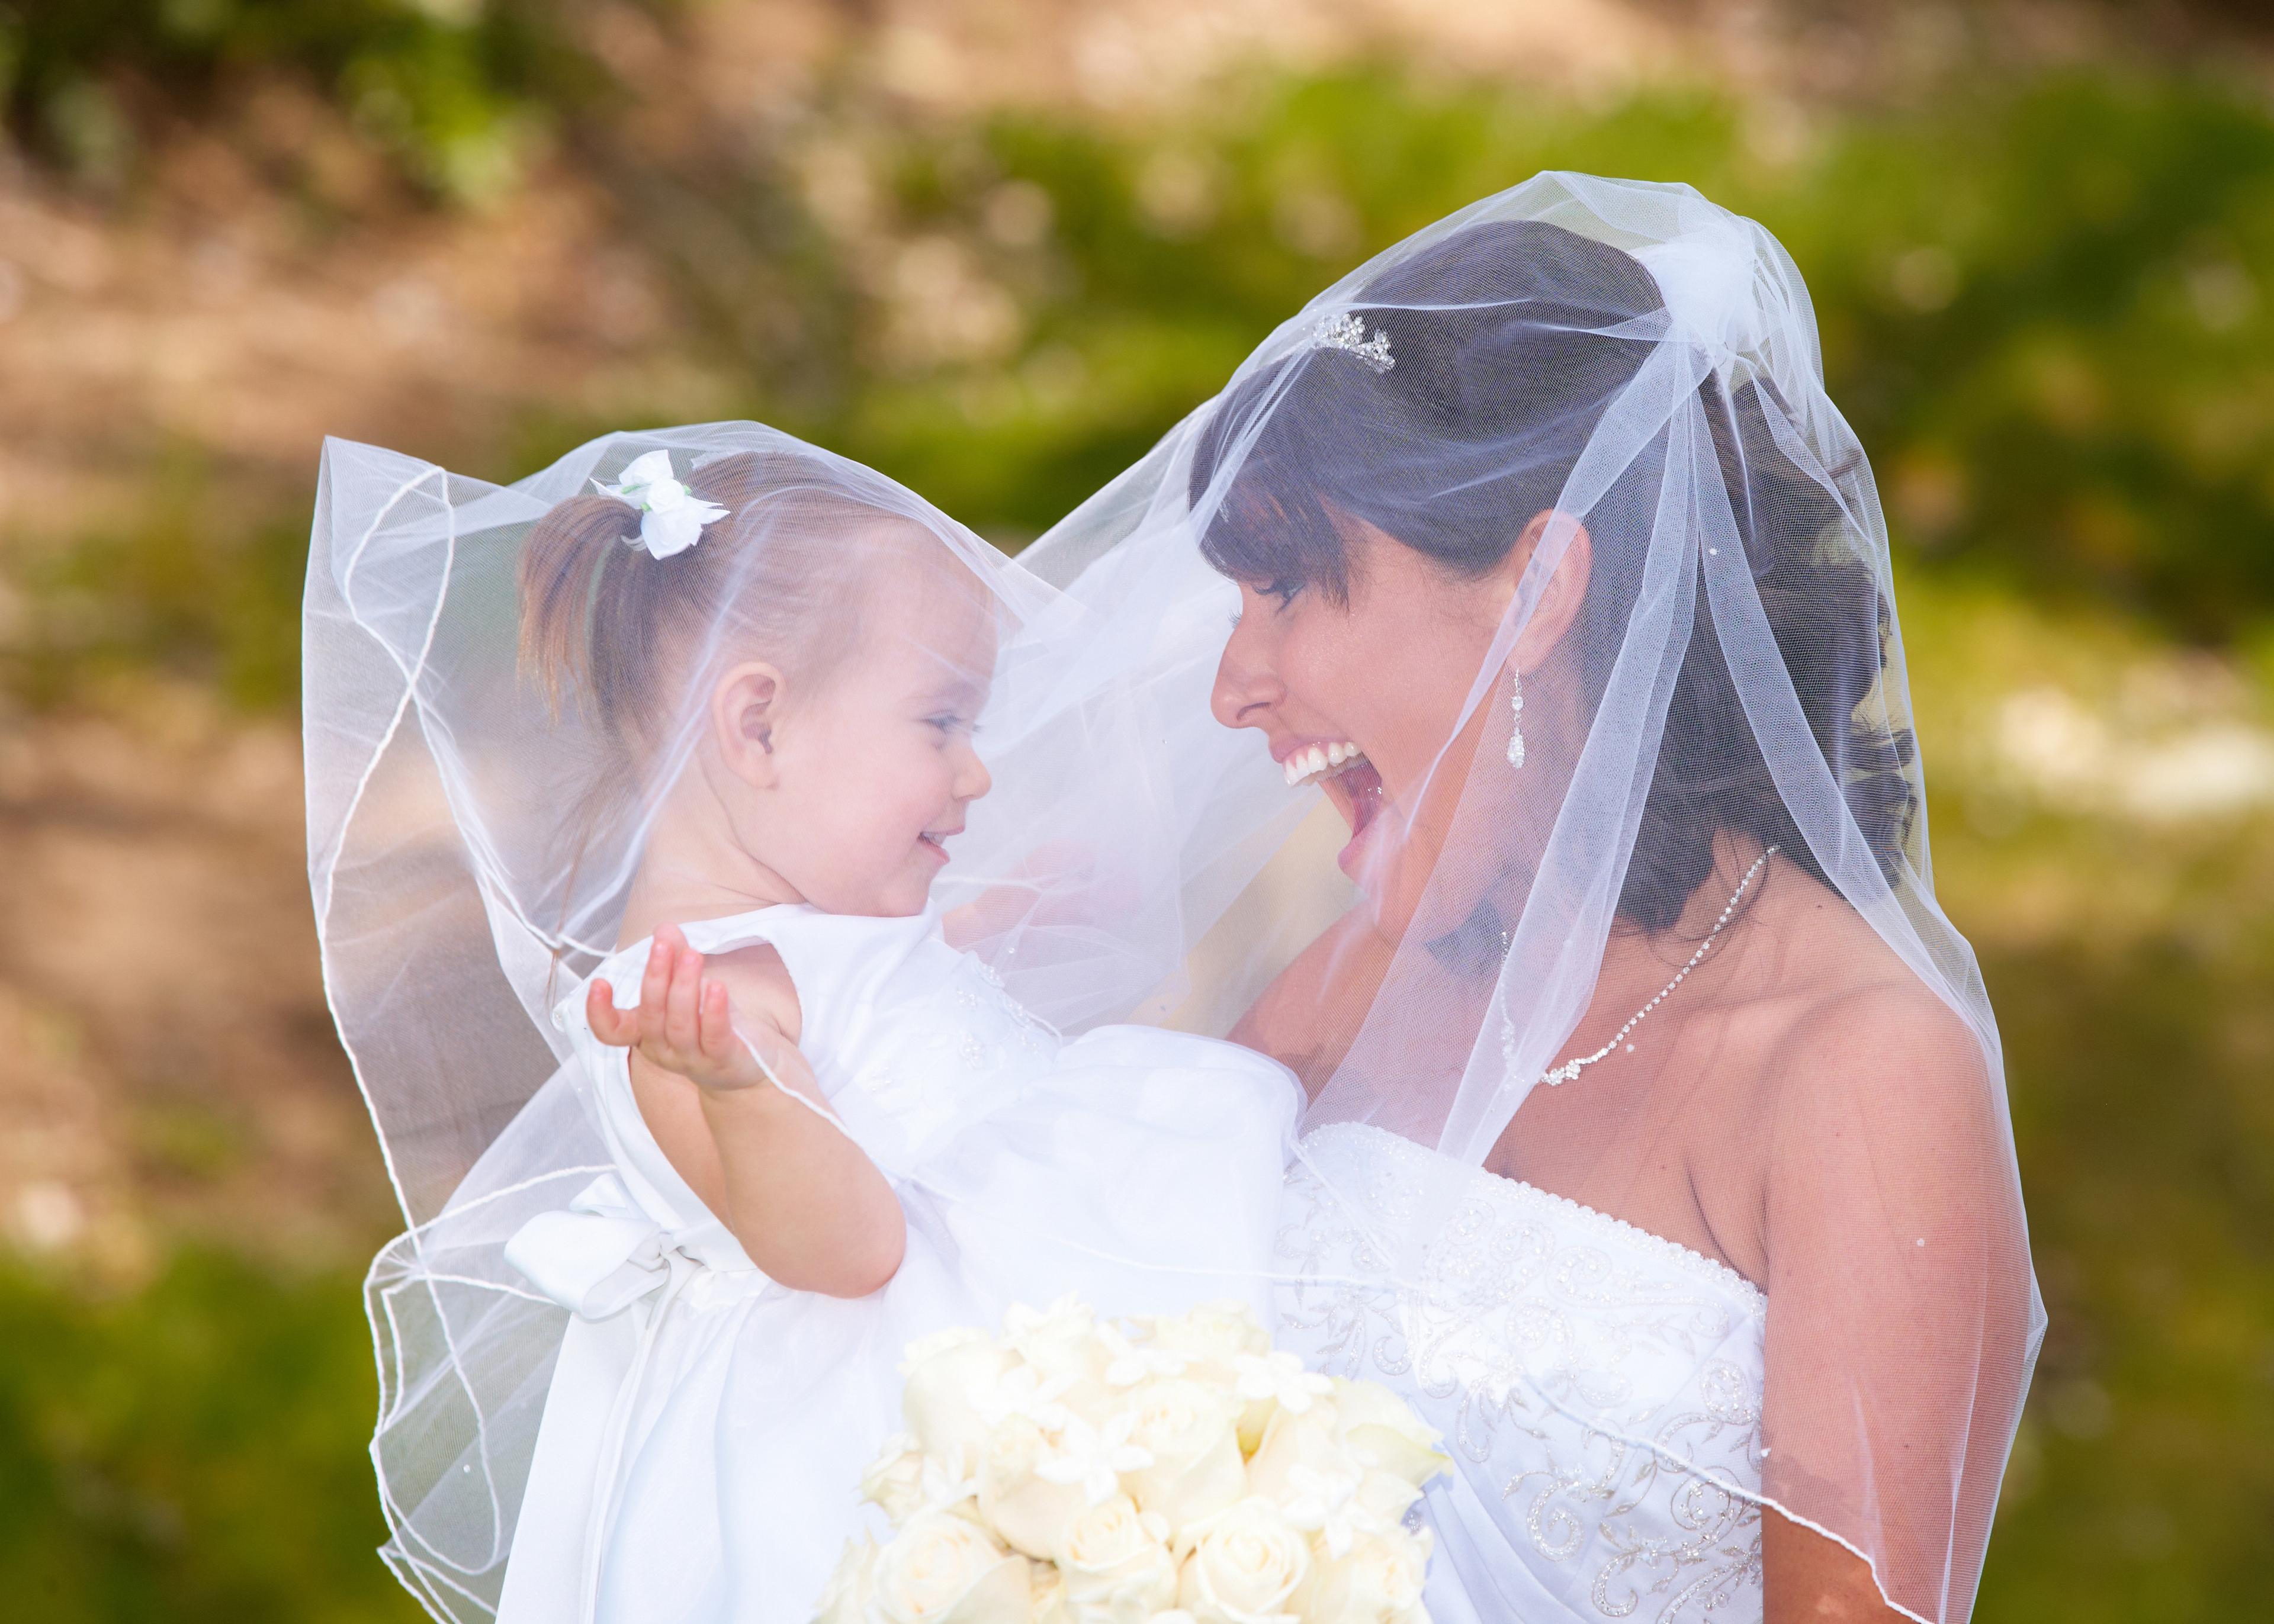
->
<box><xmin>1759</xmin><ymin>887</ymin><xmax>1993</xmax><ymax>1142</ymax></box>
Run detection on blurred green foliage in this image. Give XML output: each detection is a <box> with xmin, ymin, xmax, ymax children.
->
<box><xmin>0</xmin><ymin>1250</ymin><xmax>410</xmax><ymax>1622</ymax></box>
<box><xmin>0</xmin><ymin>0</ymin><xmax>638</xmax><ymax>200</ymax></box>
<box><xmin>1978</xmin><ymin>917</ymin><xmax>2274</xmax><ymax>1617</ymax></box>
<box><xmin>5</xmin><ymin>448</ymin><xmax>304</xmax><ymax>708</ymax></box>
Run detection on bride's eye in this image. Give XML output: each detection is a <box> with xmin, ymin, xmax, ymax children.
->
<box><xmin>1241</xmin><ymin>577</ymin><xmax>1302</xmax><ymax>613</ymax></box>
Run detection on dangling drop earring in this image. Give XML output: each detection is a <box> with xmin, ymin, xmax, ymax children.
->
<box><xmin>1506</xmin><ymin>665</ymin><xmax>1526</xmax><ymax>770</ymax></box>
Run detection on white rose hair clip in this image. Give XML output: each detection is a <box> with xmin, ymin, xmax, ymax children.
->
<box><xmin>593</xmin><ymin>448</ymin><xmax>730</xmax><ymax>559</ymax></box>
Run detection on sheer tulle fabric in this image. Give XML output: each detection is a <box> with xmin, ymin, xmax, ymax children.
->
<box><xmin>305</xmin><ymin>425</ymin><xmax>1274</xmax><ymax>1617</ymax></box>
<box><xmin>309</xmin><ymin>173</ymin><xmax>2044</xmax><ymax>1623</ymax></box>
<box><xmin>1020</xmin><ymin>174</ymin><xmax>2042</xmax><ymax>1622</ymax></box>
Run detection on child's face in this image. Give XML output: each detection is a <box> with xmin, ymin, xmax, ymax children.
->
<box><xmin>754</xmin><ymin>545</ymin><xmax>998</xmax><ymax>916</ymax></box>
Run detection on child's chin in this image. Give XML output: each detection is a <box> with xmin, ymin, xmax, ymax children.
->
<box><xmin>876</xmin><ymin>874</ymin><xmax>937</xmax><ymax>917</ymax></box>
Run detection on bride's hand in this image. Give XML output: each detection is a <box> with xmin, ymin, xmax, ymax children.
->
<box><xmin>942</xmin><ymin>839</ymin><xmax>1112</xmax><ymax>949</ymax></box>
<box><xmin>589</xmin><ymin>924</ymin><xmax>786</xmax><ymax>1092</ymax></box>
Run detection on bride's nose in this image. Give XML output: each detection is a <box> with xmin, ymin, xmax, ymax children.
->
<box><xmin>1211</xmin><ymin>623</ymin><xmax>1284</xmax><ymax>731</ymax></box>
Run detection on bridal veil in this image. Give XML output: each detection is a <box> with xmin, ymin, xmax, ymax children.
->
<box><xmin>304</xmin><ymin>425</ymin><xmax>1223</xmax><ymax>1617</ymax></box>
<box><xmin>306</xmin><ymin>171</ymin><xmax>2042</xmax><ymax>1622</ymax></box>
<box><xmin>1022</xmin><ymin>173</ymin><xmax>2042</xmax><ymax>1622</ymax></box>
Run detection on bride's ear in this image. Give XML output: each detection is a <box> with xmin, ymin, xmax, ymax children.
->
<box><xmin>711</xmin><ymin>661</ymin><xmax>786</xmax><ymax>787</ymax></box>
<box><xmin>1502</xmin><ymin>509</ymin><xmax>1593</xmax><ymax>673</ymax></box>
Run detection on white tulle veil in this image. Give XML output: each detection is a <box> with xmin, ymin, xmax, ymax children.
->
<box><xmin>306</xmin><ymin>171</ymin><xmax>2043</xmax><ymax>1624</ymax></box>
<box><xmin>1020</xmin><ymin>173</ymin><xmax>2042</xmax><ymax>1622</ymax></box>
<box><xmin>304</xmin><ymin>423</ymin><xmax>1238</xmax><ymax>1617</ymax></box>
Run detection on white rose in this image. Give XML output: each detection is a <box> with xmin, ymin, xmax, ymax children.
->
<box><xmin>1004</xmin><ymin>1297</ymin><xmax>1104</xmax><ymax>1379</ymax></box>
<box><xmin>812</xmin><ymin>1535</ymin><xmax>879</xmax><ymax>1624</ymax></box>
<box><xmin>1244</xmin><ymin>1404</ymin><xmax>1350</xmax><ymax>1504</ymax></box>
<box><xmin>904</xmin><ymin>1326</ymin><xmax>995</xmax><ymax>1368</ymax></box>
<box><xmin>862</xmin><ymin>1433</ymin><xmax>932</xmax><ymax>1525</ymax></box>
<box><xmin>904</xmin><ymin>1328</ymin><xmax>1011</xmax><ymax>1478</ymax></box>
<box><xmin>981</xmin><ymin>1413</ymin><xmax>1090</xmax><ymax>1559</ymax></box>
<box><xmin>1175</xmin><ymin>1497</ymin><xmax>1312</xmax><ymax>1624</ymax></box>
<box><xmin>872</xmin><ymin>1509</ymin><xmax>1033</xmax><ymax>1623</ymax></box>
<box><xmin>1140</xmin><ymin>1305</ymin><xmax>1275</xmax><ymax>1453</ymax></box>
<box><xmin>1329</xmin><ymin>1380</ymin><xmax>1448</xmax><ymax>1489</ymax></box>
<box><xmin>1351</xmin><ymin>1471</ymin><xmax>1422</xmax><ymax>1536</ymax></box>
<box><xmin>1245</xmin><ymin>1403</ymin><xmax>1392</xmax><ymax>1557</ymax></box>
<box><xmin>1297</xmin><ymin>1527</ymin><xmax>1432</xmax><ymax>1624</ymax></box>
<box><xmin>1033</xmin><ymin>1562</ymin><xmax>1074</xmax><ymax>1624</ymax></box>
<box><xmin>1010</xmin><ymin>1298</ymin><xmax>1122</xmax><ymax>1421</ymax></box>
<box><xmin>1059</xmin><ymin>1494</ymin><xmax>1177</xmax><ymax>1623</ymax></box>
<box><xmin>1122</xmin><ymin>1378</ymin><xmax>1247</xmax><ymax>1537</ymax></box>
<box><xmin>1144</xmin><ymin>1303</ymin><xmax>1271</xmax><ymax>1384</ymax></box>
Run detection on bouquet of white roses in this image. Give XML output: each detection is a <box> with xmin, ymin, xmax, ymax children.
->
<box><xmin>814</xmin><ymin>1298</ymin><xmax>1448</xmax><ymax>1624</ymax></box>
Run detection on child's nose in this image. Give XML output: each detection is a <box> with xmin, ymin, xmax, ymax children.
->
<box><xmin>956</xmin><ymin>745</ymin><xmax>993</xmax><ymax>803</ymax></box>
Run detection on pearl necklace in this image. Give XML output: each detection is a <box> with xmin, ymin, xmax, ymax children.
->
<box><xmin>1527</xmin><ymin>845</ymin><xmax>1777</xmax><ymax>1089</ymax></box>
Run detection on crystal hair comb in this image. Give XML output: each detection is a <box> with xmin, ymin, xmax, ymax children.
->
<box><xmin>1313</xmin><ymin>311</ymin><xmax>1395</xmax><ymax>373</ymax></box>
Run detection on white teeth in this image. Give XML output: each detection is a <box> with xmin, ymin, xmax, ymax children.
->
<box><xmin>1284</xmin><ymin>742</ymin><xmax>1366</xmax><ymax>789</ymax></box>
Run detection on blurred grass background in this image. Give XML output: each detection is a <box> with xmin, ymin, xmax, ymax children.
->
<box><xmin>0</xmin><ymin>1</ymin><xmax>2268</xmax><ymax>1619</ymax></box>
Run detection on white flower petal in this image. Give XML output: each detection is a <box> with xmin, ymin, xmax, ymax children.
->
<box><xmin>641</xmin><ymin>506</ymin><xmax>706</xmax><ymax>558</ymax></box>
<box><xmin>616</xmin><ymin>449</ymin><xmax>676</xmax><ymax>489</ymax></box>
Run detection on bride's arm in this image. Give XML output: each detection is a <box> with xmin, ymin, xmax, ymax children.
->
<box><xmin>1227</xmin><ymin>906</ymin><xmax>1390</xmax><ymax>1096</ymax></box>
<box><xmin>1762</xmin><ymin>1512</ymin><xmax>1907</xmax><ymax>1623</ymax></box>
<box><xmin>1759</xmin><ymin>983</ymin><xmax>2035</xmax><ymax>1624</ymax></box>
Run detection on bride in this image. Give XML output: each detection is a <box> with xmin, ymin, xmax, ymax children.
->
<box><xmin>1024</xmin><ymin>173</ymin><xmax>2042</xmax><ymax>1624</ymax></box>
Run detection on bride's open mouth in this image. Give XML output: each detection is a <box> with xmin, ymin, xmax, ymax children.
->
<box><xmin>1280</xmin><ymin>741</ymin><xmax>1385</xmax><ymax>879</ymax></box>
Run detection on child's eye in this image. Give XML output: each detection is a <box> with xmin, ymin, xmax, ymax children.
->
<box><xmin>927</xmin><ymin>714</ymin><xmax>977</xmax><ymax>737</ymax></box>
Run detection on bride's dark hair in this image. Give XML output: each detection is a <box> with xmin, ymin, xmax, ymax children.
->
<box><xmin>1191</xmin><ymin>218</ymin><xmax>1917</xmax><ymax>933</ymax></box>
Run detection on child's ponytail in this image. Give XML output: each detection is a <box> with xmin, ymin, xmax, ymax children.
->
<box><xmin>517</xmin><ymin>492</ymin><xmax>648</xmax><ymax>731</ymax></box>
<box><xmin>513</xmin><ymin>451</ymin><xmax>871</xmax><ymax>766</ymax></box>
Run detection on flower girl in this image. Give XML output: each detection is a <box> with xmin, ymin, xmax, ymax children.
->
<box><xmin>311</xmin><ymin>430</ymin><xmax>1299</xmax><ymax>1624</ymax></box>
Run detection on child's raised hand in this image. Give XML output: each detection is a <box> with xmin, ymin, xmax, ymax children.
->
<box><xmin>588</xmin><ymin>924</ymin><xmax>782</xmax><ymax>1093</ymax></box>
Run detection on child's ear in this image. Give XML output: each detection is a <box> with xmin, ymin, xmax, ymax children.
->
<box><xmin>710</xmin><ymin>661</ymin><xmax>786</xmax><ymax>786</ymax></box>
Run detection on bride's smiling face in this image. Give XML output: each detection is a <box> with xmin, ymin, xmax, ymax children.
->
<box><xmin>1212</xmin><ymin>513</ymin><xmax>1510</xmax><ymax>938</ymax></box>
<box><xmin>1210</xmin><ymin>504</ymin><xmax>1592</xmax><ymax>943</ymax></box>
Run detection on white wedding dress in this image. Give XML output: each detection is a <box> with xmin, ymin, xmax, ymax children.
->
<box><xmin>495</xmin><ymin>903</ymin><xmax>1301</xmax><ymax>1624</ymax></box>
<box><xmin>1276</xmin><ymin>1123</ymin><xmax>1768</xmax><ymax>1624</ymax></box>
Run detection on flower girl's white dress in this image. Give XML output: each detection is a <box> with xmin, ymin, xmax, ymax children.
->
<box><xmin>494</xmin><ymin>904</ymin><xmax>1300</xmax><ymax>1624</ymax></box>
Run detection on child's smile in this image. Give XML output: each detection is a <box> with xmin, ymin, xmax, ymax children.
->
<box><xmin>747</xmin><ymin>533</ymin><xmax>998</xmax><ymax>917</ymax></box>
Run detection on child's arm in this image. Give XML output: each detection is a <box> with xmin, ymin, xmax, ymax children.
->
<box><xmin>587</xmin><ymin>924</ymin><xmax>907</xmax><ymax>1297</ymax></box>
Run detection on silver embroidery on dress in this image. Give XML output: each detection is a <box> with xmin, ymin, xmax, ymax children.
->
<box><xmin>1277</xmin><ymin>1123</ymin><xmax>1766</xmax><ymax>1623</ymax></box>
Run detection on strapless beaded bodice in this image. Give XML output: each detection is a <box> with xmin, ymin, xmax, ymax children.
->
<box><xmin>1276</xmin><ymin>1123</ymin><xmax>1768</xmax><ymax>1623</ymax></box>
